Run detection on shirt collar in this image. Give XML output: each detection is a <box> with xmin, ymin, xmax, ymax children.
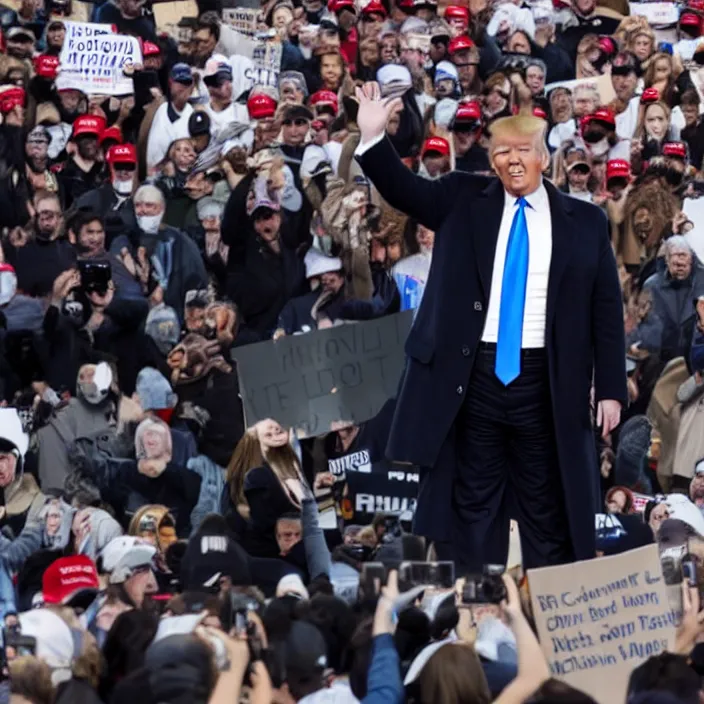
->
<box><xmin>503</xmin><ymin>181</ymin><xmax>549</xmax><ymax>212</ymax></box>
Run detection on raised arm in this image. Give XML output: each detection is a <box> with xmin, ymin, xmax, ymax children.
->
<box><xmin>354</xmin><ymin>82</ymin><xmax>462</xmax><ymax>233</ymax></box>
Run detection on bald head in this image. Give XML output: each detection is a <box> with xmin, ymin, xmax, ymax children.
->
<box><xmin>489</xmin><ymin>115</ymin><xmax>549</xmax><ymax>197</ymax></box>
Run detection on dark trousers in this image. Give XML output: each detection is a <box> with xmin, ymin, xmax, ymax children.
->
<box><xmin>450</xmin><ymin>343</ymin><xmax>574</xmax><ymax>571</ymax></box>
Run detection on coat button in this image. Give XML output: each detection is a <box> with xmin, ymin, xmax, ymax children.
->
<box><xmin>473</xmin><ymin>301</ymin><xmax>482</xmax><ymax>311</ymax></box>
<box><xmin>461</xmin><ymin>346</ymin><xmax>471</xmax><ymax>357</ymax></box>
<box><xmin>456</xmin><ymin>385</ymin><xmax>464</xmax><ymax>395</ymax></box>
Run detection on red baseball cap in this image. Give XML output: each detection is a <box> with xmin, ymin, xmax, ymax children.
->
<box><xmin>362</xmin><ymin>0</ymin><xmax>387</xmax><ymax>16</ymax></box>
<box><xmin>454</xmin><ymin>100</ymin><xmax>482</xmax><ymax>122</ymax></box>
<box><xmin>444</xmin><ymin>4</ymin><xmax>469</xmax><ymax>21</ymax></box>
<box><xmin>662</xmin><ymin>141</ymin><xmax>688</xmax><ymax>159</ymax></box>
<box><xmin>72</xmin><ymin>114</ymin><xmax>106</xmax><ymax>139</ymax></box>
<box><xmin>328</xmin><ymin>0</ymin><xmax>356</xmax><ymax>12</ymax></box>
<box><xmin>309</xmin><ymin>89</ymin><xmax>339</xmax><ymax>112</ymax></box>
<box><xmin>448</xmin><ymin>34</ymin><xmax>475</xmax><ymax>55</ymax></box>
<box><xmin>422</xmin><ymin>136</ymin><xmax>450</xmax><ymax>157</ymax></box>
<box><xmin>533</xmin><ymin>106</ymin><xmax>548</xmax><ymax>120</ymax></box>
<box><xmin>247</xmin><ymin>93</ymin><xmax>278</xmax><ymax>120</ymax></box>
<box><xmin>34</xmin><ymin>54</ymin><xmax>59</xmax><ymax>80</ymax></box>
<box><xmin>106</xmin><ymin>143</ymin><xmax>137</xmax><ymax>165</ymax></box>
<box><xmin>100</xmin><ymin>125</ymin><xmax>123</xmax><ymax>146</ymax></box>
<box><xmin>590</xmin><ymin>106</ymin><xmax>615</xmax><ymax>127</ymax></box>
<box><xmin>641</xmin><ymin>87</ymin><xmax>660</xmax><ymax>104</ymax></box>
<box><xmin>0</xmin><ymin>86</ymin><xmax>25</xmax><ymax>114</ymax></box>
<box><xmin>606</xmin><ymin>159</ymin><xmax>630</xmax><ymax>180</ymax></box>
<box><xmin>42</xmin><ymin>555</ymin><xmax>100</xmax><ymax>607</ymax></box>
<box><xmin>680</xmin><ymin>10</ymin><xmax>702</xmax><ymax>29</ymax></box>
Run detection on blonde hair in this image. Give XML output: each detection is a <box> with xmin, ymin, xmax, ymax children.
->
<box><xmin>419</xmin><ymin>644</ymin><xmax>491</xmax><ymax>704</ymax></box>
<box><xmin>9</xmin><ymin>656</ymin><xmax>55</xmax><ymax>704</ymax></box>
<box><xmin>635</xmin><ymin>99</ymin><xmax>671</xmax><ymax>142</ymax></box>
<box><xmin>490</xmin><ymin>114</ymin><xmax>549</xmax><ymax>161</ymax></box>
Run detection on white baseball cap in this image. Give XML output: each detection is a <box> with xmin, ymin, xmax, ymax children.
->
<box><xmin>100</xmin><ymin>536</ymin><xmax>156</xmax><ymax>584</ymax></box>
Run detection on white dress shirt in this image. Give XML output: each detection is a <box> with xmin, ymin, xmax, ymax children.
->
<box><xmin>481</xmin><ymin>183</ymin><xmax>552</xmax><ymax>348</ymax></box>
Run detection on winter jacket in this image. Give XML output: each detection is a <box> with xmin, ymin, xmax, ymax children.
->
<box><xmin>186</xmin><ymin>454</ymin><xmax>226</xmax><ymax>536</ymax></box>
<box><xmin>3</xmin><ymin>472</ymin><xmax>44</xmax><ymax>538</ymax></box>
<box><xmin>361</xmin><ymin>635</ymin><xmax>402</xmax><ymax>704</ymax></box>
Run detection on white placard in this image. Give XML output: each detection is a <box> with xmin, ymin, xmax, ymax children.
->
<box><xmin>631</xmin><ymin>2</ymin><xmax>679</xmax><ymax>27</ymax></box>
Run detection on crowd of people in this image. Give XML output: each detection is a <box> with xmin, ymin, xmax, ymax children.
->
<box><xmin>2</xmin><ymin>0</ymin><xmax>704</xmax><ymax>700</ymax></box>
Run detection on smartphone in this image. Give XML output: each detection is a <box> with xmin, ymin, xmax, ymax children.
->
<box><xmin>462</xmin><ymin>565</ymin><xmax>507</xmax><ymax>605</ymax></box>
<box><xmin>360</xmin><ymin>562</ymin><xmax>387</xmax><ymax>597</ymax></box>
<box><xmin>78</xmin><ymin>260</ymin><xmax>112</xmax><ymax>295</ymax></box>
<box><xmin>398</xmin><ymin>561</ymin><xmax>455</xmax><ymax>590</ymax></box>
<box><xmin>3</xmin><ymin>631</ymin><xmax>36</xmax><ymax>662</ymax></box>
<box><xmin>234</xmin><ymin>610</ymin><xmax>247</xmax><ymax>637</ymax></box>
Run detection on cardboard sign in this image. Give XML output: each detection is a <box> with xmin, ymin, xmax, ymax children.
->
<box><xmin>246</xmin><ymin>40</ymin><xmax>283</xmax><ymax>88</ymax></box>
<box><xmin>232</xmin><ymin>311</ymin><xmax>413</xmax><ymax>438</ymax></box>
<box><xmin>631</xmin><ymin>2</ymin><xmax>679</xmax><ymax>27</ymax></box>
<box><xmin>153</xmin><ymin>0</ymin><xmax>197</xmax><ymax>33</ymax></box>
<box><xmin>544</xmin><ymin>74</ymin><xmax>616</xmax><ymax>109</ymax></box>
<box><xmin>59</xmin><ymin>21</ymin><xmax>141</xmax><ymax>95</ymax></box>
<box><xmin>528</xmin><ymin>545</ymin><xmax>677</xmax><ymax>704</ymax></box>
<box><xmin>222</xmin><ymin>8</ymin><xmax>260</xmax><ymax>36</ymax></box>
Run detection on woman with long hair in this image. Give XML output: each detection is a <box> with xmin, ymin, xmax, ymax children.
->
<box><xmin>225</xmin><ymin>419</ymin><xmax>306</xmax><ymax>558</ymax></box>
<box><xmin>631</xmin><ymin>99</ymin><xmax>675</xmax><ymax>171</ymax></box>
<box><xmin>643</xmin><ymin>52</ymin><xmax>681</xmax><ymax>107</ymax></box>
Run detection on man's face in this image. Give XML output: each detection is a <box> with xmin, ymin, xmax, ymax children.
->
<box><xmin>59</xmin><ymin>90</ymin><xmax>82</xmax><ymax>113</ymax></box>
<box><xmin>170</xmin><ymin>79</ymin><xmax>194</xmax><ymax>103</ymax></box>
<box><xmin>435</xmin><ymin>78</ymin><xmax>455</xmax><ymax>99</ymax></box>
<box><xmin>320</xmin><ymin>54</ymin><xmax>342</xmax><ymax>89</ymax></box>
<box><xmin>120</xmin><ymin>0</ymin><xmax>143</xmax><ymax>17</ymax></box>
<box><xmin>124</xmin><ymin>566</ymin><xmax>158</xmax><ymax>607</ymax></box>
<box><xmin>282</xmin><ymin>116</ymin><xmax>310</xmax><ymax>146</ymax></box>
<box><xmin>607</xmin><ymin>177</ymin><xmax>628</xmax><ymax>199</ymax></box>
<box><xmin>79</xmin><ymin>220</ymin><xmax>106</xmax><ymax>257</ymax></box>
<box><xmin>280</xmin><ymin>81</ymin><xmax>304</xmax><ymax>104</ymax></box>
<box><xmin>7</xmin><ymin>38</ymin><xmax>33</xmax><ymax>59</ymax></box>
<box><xmin>194</xmin><ymin>29</ymin><xmax>216</xmax><ymax>61</ymax></box>
<box><xmin>360</xmin><ymin>41</ymin><xmax>380</xmax><ymax>66</ymax></box>
<box><xmin>691</xmin><ymin>475</ymin><xmax>704</xmax><ymax>506</ymax></box>
<box><xmin>253</xmin><ymin>209</ymin><xmax>282</xmax><ymax>244</ymax></box>
<box><xmin>208</xmin><ymin>78</ymin><xmax>233</xmax><ymax>104</ymax></box>
<box><xmin>185</xmin><ymin>172</ymin><xmax>212</xmax><ymax>200</ymax></box>
<box><xmin>0</xmin><ymin>453</ymin><xmax>17</xmax><ymax>489</ymax></box>
<box><xmin>400</xmin><ymin>43</ymin><xmax>424</xmax><ymax>72</ymax></box>
<box><xmin>423</xmin><ymin>153</ymin><xmax>450</xmax><ymax>178</ymax></box>
<box><xmin>429</xmin><ymin>39</ymin><xmax>446</xmax><ymax>64</ymax></box>
<box><xmin>525</xmin><ymin>66</ymin><xmax>545</xmax><ymax>95</ymax></box>
<box><xmin>683</xmin><ymin>104</ymin><xmax>699</xmax><ymax>128</ymax></box>
<box><xmin>568</xmin><ymin>165</ymin><xmax>590</xmax><ymax>191</ymax></box>
<box><xmin>47</xmin><ymin>25</ymin><xmax>65</xmax><ymax>49</ymax></box>
<box><xmin>135</xmin><ymin>199</ymin><xmax>164</xmax><ymax>217</ymax></box>
<box><xmin>321</xmin><ymin>271</ymin><xmax>344</xmax><ymax>293</ymax></box>
<box><xmin>667</xmin><ymin>247</ymin><xmax>693</xmax><ymax>280</ymax></box>
<box><xmin>380</xmin><ymin>36</ymin><xmax>398</xmax><ymax>63</ymax></box>
<box><xmin>76</xmin><ymin>135</ymin><xmax>99</xmax><ymax>161</ymax></box>
<box><xmin>490</xmin><ymin>132</ymin><xmax>546</xmax><ymax>197</ymax></box>
<box><xmin>575</xmin><ymin>0</ymin><xmax>596</xmax><ymax>14</ymax></box>
<box><xmin>35</xmin><ymin>199</ymin><xmax>62</xmax><ymax>238</ymax></box>
<box><xmin>507</xmin><ymin>32</ymin><xmax>531</xmax><ymax>54</ymax></box>
<box><xmin>452</xmin><ymin>126</ymin><xmax>478</xmax><ymax>155</ymax></box>
<box><xmin>573</xmin><ymin>90</ymin><xmax>596</xmax><ymax>117</ymax></box>
<box><xmin>633</xmin><ymin>206</ymin><xmax>652</xmax><ymax>241</ymax></box>
<box><xmin>276</xmin><ymin>518</ymin><xmax>302</xmax><ymax>555</ymax></box>
<box><xmin>26</xmin><ymin>137</ymin><xmax>49</xmax><ymax>169</ymax></box>
<box><xmin>611</xmin><ymin>71</ymin><xmax>637</xmax><ymax>102</ymax></box>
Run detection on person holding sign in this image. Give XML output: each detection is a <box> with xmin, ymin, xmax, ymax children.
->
<box><xmin>355</xmin><ymin>82</ymin><xmax>626</xmax><ymax>570</ymax></box>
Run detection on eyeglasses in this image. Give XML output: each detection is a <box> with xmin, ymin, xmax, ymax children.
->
<box><xmin>283</xmin><ymin>118</ymin><xmax>309</xmax><ymax>127</ymax></box>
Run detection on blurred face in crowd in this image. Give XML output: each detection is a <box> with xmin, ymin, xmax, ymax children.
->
<box><xmin>380</xmin><ymin>35</ymin><xmax>398</xmax><ymax>64</ymax></box>
<box><xmin>321</xmin><ymin>271</ymin><xmax>344</xmax><ymax>294</ymax></box>
<box><xmin>567</xmin><ymin>163</ymin><xmax>590</xmax><ymax>191</ymax></box>
<box><xmin>387</xmin><ymin>110</ymin><xmax>401</xmax><ymax>136</ymax></box>
<box><xmin>280</xmin><ymin>80</ymin><xmax>305</xmax><ymax>105</ymax></box>
<box><xmin>253</xmin><ymin>208</ymin><xmax>282</xmax><ymax>248</ymax></box>
<box><xmin>124</xmin><ymin>566</ymin><xmax>158</xmax><ymax>607</ymax></box>
<box><xmin>633</xmin><ymin>206</ymin><xmax>653</xmax><ymax>242</ymax></box>
<box><xmin>682</xmin><ymin>103</ymin><xmax>699</xmax><ymax>128</ymax></box>
<box><xmin>256</xmin><ymin>419</ymin><xmax>288</xmax><ymax>450</ymax></box>
<box><xmin>207</xmin><ymin>78</ymin><xmax>233</xmax><ymax>106</ymax></box>
<box><xmin>526</xmin><ymin>65</ymin><xmax>545</xmax><ymax>95</ymax></box>
<box><xmin>119</xmin><ymin>0</ymin><xmax>144</xmax><ymax>18</ymax></box>
<box><xmin>648</xmin><ymin>502</ymin><xmax>669</xmax><ymax>536</ymax></box>
<box><xmin>282</xmin><ymin>116</ymin><xmax>310</xmax><ymax>146</ymax></box>
<box><xmin>185</xmin><ymin>171</ymin><xmax>213</xmax><ymax>200</ymax></box>
<box><xmin>644</xmin><ymin>103</ymin><xmax>668</xmax><ymax>140</ymax></box>
<box><xmin>435</xmin><ymin>78</ymin><xmax>455</xmax><ymax>99</ymax></box>
<box><xmin>607</xmin><ymin>176</ymin><xmax>628</xmax><ymax>200</ymax></box>
<box><xmin>360</xmin><ymin>12</ymin><xmax>384</xmax><ymax>39</ymax></box>
<box><xmin>320</xmin><ymin>53</ymin><xmax>343</xmax><ymax>90</ymax></box>
<box><xmin>273</xmin><ymin>6</ymin><xmax>294</xmax><ymax>32</ymax></box>
<box><xmin>359</xmin><ymin>39</ymin><xmax>380</xmax><ymax>67</ymax></box>
<box><xmin>400</xmin><ymin>40</ymin><xmax>424</xmax><ymax>73</ymax></box>
<box><xmin>486</xmin><ymin>78</ymin><xmax>510</xmax><ymax>113</ymax></box>
<box><xmin>430</xmin><ymin>38</ymin><xmax>447</xmax><ymax>65</ymax></box>
<box><xmin>169</xmin><ymin>77</ymin><xmax>194</xmax><ymax>105</ymax></box>
<box><xmin>423</xmin><ymin>153</ymin><xmax>451</xmax><ymax>178</ymax></box>
<box><xmin>78</xmin><ymin>219</ymin><xmax>106</xmax><ymax>257</ymax></box>
<box><xmin>666</xmin><ymin>244</ymin><xmax>693</xmax><ymax>280</ymax></box>
<box><xmin>606</xmin><ymin>490</ymin><xmax>627</xmax><ymax>513</ymax></box>
<box><xmin>47</xmin><ymin>23</ymin><xmax>66</xmax><ymax>51</ymax></box>
<box><xmin>611</xmin><ymin>69</ymin><xmax>637</xmax><ymax>102</ymax></box>
<box><xmin>550</xmin><ymin>88</ymin><xmax>572</xmax><ymax>123</ymax></box>
<box><xmin>76</xmin><ymin>135</ymin><xmax>99</xmax><ymax>161</ymax></box>
<box><xmin>58</xmin><ymin>89</ymin><xmax>82</xmax><ymax>115</ymax></box>
<box><xmin>574</xmin><ymin>0</ymin><xmax>596</xmax><ymax>15</ymax></box>
<box><xmin>25</xmin><ymin>134</ymin><xmax>49</xmax><ymax>172</ymax></box>
<box><xmin>506</xmin><ymin>31</ymin><xmax>530</xmax><ymax>54</ymax></box>
<box><xmin>194</xmin><ymin>28</ymin><xmax>217</xmax><ymax>62</ymax></box>
<box><xmin>170</xmin><ymin>139</ymin><xmax>196</xmax><ymax>171</ymax></box>
<box><xmin>417</xmin><ymin>224</ymin><xmax>434</xmax><ymax>251</ymax></box>
<box><xmin>691</xmin><ymin>474</ymin><xmax>704</xmax><ymax>506</ymax></box>
<box><xmin>276</xmin><ymin>517</ymin><xmax>302</xmax><ymax>555</ymax></box>
<box><xmin>256</xmin><ymin>117</ymin><xmax>281</xmax><ymax>149</ymax></box>
<box><xmin>35</xmin><ymin>197</ymin><xmax>62</xmax><ymax>240</ymax></box>
<box><xmin>7</xmin><ymin>36</ymin><xmax>33</xmax><ymax>59</ymax></box>
<box><xmin>573</xmin><ymin>87</ymin><xmax>597</xmax><ymax>117</ymax></box>
<box><xmin>453</xmin><ymin>123</ymin><xmax>480</xmax><ymax>155</ymax></box>
<box><xmin>490</xmin><ymin>128</ymin><xmax>547</xmax><ymax>198</ymax></box>
<box><xmin>135</xmin><ymin>197</ymin><xmax>165</xmax><ymax>218</ymax></box>
<box><xmin>632</xmin><ymin>33</ymin><xmax>653</xmax><ymax>61</ymax></box>
<box><xmin>454</xmin><ymin>51</ymin><xmax>478</xmax><ymax>92</ymax></box>
<box><xmin>652</xmin><ymin>57</ymin><xmax>671</xmax><ymax>86</ymax></box>
<box><xmin>337</xmin><ymin>7</ymin><xmax>356</xmax><ymax>30</ymax></box>
<box><xmin>0</xmin><ymin>452</ymin><xmax>17</xmax><ymax>489</ymax></box>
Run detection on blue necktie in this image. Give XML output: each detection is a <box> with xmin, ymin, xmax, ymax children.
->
<box><xmin>495</xmin><ymin>196</ymin><xmax>530</xmax><ymax>386</ymax></box>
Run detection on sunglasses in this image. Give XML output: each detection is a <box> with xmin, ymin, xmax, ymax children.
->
<box><xmin>611</xmin><ymin>65</ymin><xmax>635</xmax><ymax>76</ymax></box>
<box><xmin>283</xmin><ymin>118</ymin><xmax>309</xmax><ymax>127</ymax></box>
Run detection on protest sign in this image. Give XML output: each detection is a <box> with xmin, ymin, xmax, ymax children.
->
<box><xmin>631</xmin><ymin>2</ymin><xmax>678</xmax><ymax>26</ymax></box>
<box><xmin>528</xmin><ymin>545</ymin><xmax>677</xmax><ymax>704</ymax></box>
<box><xmin>153</xmin><ymin>0</ymin><xmax>197</xmax><ymax>34</ymax></box>
<box><xmin>245</xmin><ymin>39</ymin><xmax>283</xmax><ymax>88</ymax></box>
<box><xmin>222</xmin><ymin>8</ymin><xmax>260</xmax><ymax>36</ymax></box>
<box><xmin>59</xmin><ymin>22</ymin><xmax>142</xmax><ymax>95</ymax></box>
<box><xmin>232</xmin><ymin>311</ymin><xmax>413</xmax><ymax>438</ymax></box>
<box><xmin>544</xmin><ymin>74</ymin><xmax>615</xmax><ymax>108</ymax></box>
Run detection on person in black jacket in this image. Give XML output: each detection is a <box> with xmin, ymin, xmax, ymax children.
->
<box><xmin>57</xmin><ymin>115</ymin><xmax>105</xmax><ymax>209</ymax></box>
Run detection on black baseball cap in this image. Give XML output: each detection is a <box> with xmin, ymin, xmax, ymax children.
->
<box><xmin>284</xmin><ymin>621</ymin><xmax>328</xmax><ymax>674</ymax></box>
<box><xmin>188</xmin><ymin>110</ymin><xmax>211</xmax><ymax>137</ymax></box>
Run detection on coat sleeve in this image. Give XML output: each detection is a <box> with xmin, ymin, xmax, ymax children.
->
<box><xmin>362</xmin><ymin>634</ymin><xmax>403</xmax><ymax>704</ymax></box>
<box><xmin>356</xmin><ymin>137</ymin><xmax>463</xmax><ymax>233</ymax></box>
<box><xmin>592</xmin><ymin>215</ymin><xmax>628</xmax><ymax>405</ymax></box>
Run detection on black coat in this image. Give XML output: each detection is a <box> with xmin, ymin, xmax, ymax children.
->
<box><xmin>357</xmin><ymin>138</ymin><xmax>627</xmax><ymax>561</ymax></box>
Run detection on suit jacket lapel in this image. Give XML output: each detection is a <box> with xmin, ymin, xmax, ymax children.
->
<box><xmin>545</xmin><ymin>181</ymin><xmax>576</xmax><ymax>333</ymax></box>
<box><xmin>474</xmin><ymin>178</ymin><xmax>505</xmax><ymax>299</ymax></box>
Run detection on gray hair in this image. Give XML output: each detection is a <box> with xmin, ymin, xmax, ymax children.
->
<box><xmin>666</xmin><ymin>235</ymin><xmax>692</xmax><ymax>255</ymax></box>
<box><xmin>134</xmin><ymin>184</ymin><xmax>165</xmax><ymax>207</ymax></box>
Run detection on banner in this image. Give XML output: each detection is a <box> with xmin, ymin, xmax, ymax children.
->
<box><xmin>528</xmin><ymin>545</ymin><xmax>677</xmax><ymax>704</ymax></box>
<box><xmin>232</xmin><ymin>311</ymin><xmax>413</xmax><ymax>438</ymax></box>
<box><xmin>631</xmin><ymin>2</ymin><xmax>679</xmax><ymax>26</ymax></box>
<box><xmin>59</xmin><ymin>21</ymin><xmax>142</xmax><ymax>95</ymax></box>
<box><xmin>246</xmin><ymin>40</ymin><xmax>282</xmax><ymax>89</ymax></box>
<box><xmin>222</xmin><ymin>8</ymin><xmax>260</xmax><ymax>36</ymax></box>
